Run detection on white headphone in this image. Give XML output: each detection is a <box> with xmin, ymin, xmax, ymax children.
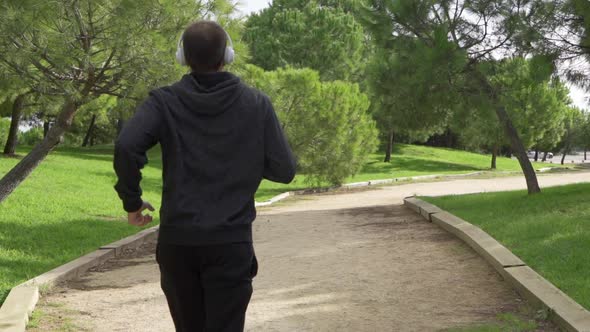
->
<box><xmin>176</xmin><ymin>29</ymin><xmax>235</xmax><ymax>66</ymax></box>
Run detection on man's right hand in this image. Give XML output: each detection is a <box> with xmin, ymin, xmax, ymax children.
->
<box><xmin>128</xmin><ymin>201</ymin><xmax>155</xmax><ymax>227</ymax></box>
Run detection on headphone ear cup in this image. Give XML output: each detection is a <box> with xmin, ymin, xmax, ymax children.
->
<box><xmin>176</xmin><ymin>45</ymin><xmax>186</xmax><ymax>66</ymax></box>
<box><xmin>224</xmin><ymin>47</ymin><xmax>235</xmax><ymax>65</ymax></box>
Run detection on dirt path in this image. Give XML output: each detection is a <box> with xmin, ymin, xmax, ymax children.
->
<box><xmin>31</xmin><ymin>172</ymin><xmax>590</xmax><ymax>331</ymax></box>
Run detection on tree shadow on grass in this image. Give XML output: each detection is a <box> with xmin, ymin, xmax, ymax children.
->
<box><xmin>53</xmin><ymin>146</ymin><xmax>163</xmax><ymax>170</ymax></box>
<box><xmin>89</xmin><ymin>170</ymin><xmax>163</xmax><ymax>196</ymax></box>
<box><xmin>360</xmin><ymin>157</ymin><xmax>483</xmax><ymax>176</ymax></box>
<box><xmin>53</xmin><ymin>150</ymin><xmax>115</xmax><ymax>164</ymax></box>
<box><xmin>89</xmin><ymin>169</ymin><xmax>297</xmax><ymax>202</ymax></box>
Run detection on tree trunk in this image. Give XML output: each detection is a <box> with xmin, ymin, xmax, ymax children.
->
<box><xmin>3</xmin><ymin>94</ymin><xmax>26</xmax><ymax>156</ymax></box>
<box><xmin>445</xmin><ymin>129</ymin><xmax>453</xmax><ymax>148</ymax></box>
<box><xmin>561</xmin><ymin>148</ymin><xmax>567</xmax><ymax>165</ymax></box>
<box><xmin>491</xmin><ymin>145</ymin><xmax>498</xmax><ymax>169</ymax></box>
<box><xmin>43</xmin><ymin>120</ymin><xmax>50</xmax><ymax>138</ymax></box>
<box><xmin>585</xmin><ymin>149</ymin><xmax>587</xmax><ymax>160</ymax></box>
<box><xmin>542</xmin><ymin>151</ymin><xmax>548</xmax><ymax>162</ymax></box>
<box><xmin>0</xmin><ymin>99</ymin><xmax>78</xmax><ymax>204</ymax></box>
<box><xmin>476</xmin><ymin>71</ymin><xmax>540</xmax><ymax>194</ymax></box>
<box><xmin>82</xmin><ymin>114</ymin><xmax>97</xmax><ymax>147</ymax></box>
<box><xmin>496</xmin><ymin>106</ymin><xmax>540</xmax><ymax>193</ymax></box>
<box><xmin>534</xmin><ymin>149</ymin><xmax>539</xmax><ymax>162</ymax></box>
<box><xmin>384</xmin><ymin>129</ymin><xmax>394</xmax><ymax>162</ymax></box>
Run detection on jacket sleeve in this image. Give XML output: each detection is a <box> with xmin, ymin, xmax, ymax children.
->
<box><xmin>262</xmin><ymin>96</ymin><xmax>297</xmax><ymax>184</ymax></box>
<box><xmin>113</xmin><ymin>95</ymin><xmax>162</xmax><ymax>212</ymax></box>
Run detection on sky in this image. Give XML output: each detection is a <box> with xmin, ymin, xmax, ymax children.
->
<box><xmin>238</xmin><ymin>0</ymin><xmax>270</xmax><ymax>15</ymax></box>
<box><xmin>569</xmin><ymin>85</ymin><xmax>588</xmax><ymax>110</ymax></box>
<box><xmin>240</xmin><ymin>0</ymin><xmax>590</xmax><ymax>109</ymax></box>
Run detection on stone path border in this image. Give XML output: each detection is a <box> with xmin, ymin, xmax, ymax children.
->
<box><xmin>0</xmin><ymin>167</ymin><xmax>566</xmax><ymax>332</ymax></box>
<box><xmin>404</xmin><ymin>197</ymin><xmax>590</xmax><ymax>332</ymax></box>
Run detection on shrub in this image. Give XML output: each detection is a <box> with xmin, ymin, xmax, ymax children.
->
<box><xmin>18</xmin><ymin>127</ymin><xmax>44</xmax><ymax>146</ymax></box>
<box><xmin>241</xmin><ymin>65</ymin><xmax>378</xmax><ymax>185</ymax></box>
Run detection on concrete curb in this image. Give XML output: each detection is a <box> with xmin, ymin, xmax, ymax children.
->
<box><xmin>100</xmin><ymin>226</ymin><xmax>159</xmax><ymax>255</ymax></box>
<box><xmin>504</xmin><ymin>266</ymin><xmax>590</xmax><ymax>331</ymax></box>
<box><xmin>403</xmin><ymin>197</ymin><xmax>422</xmax><ymax>214</ymax></box>
<box><xmin>24</xmin><ymin>249</ymin><xmax>117</xmax><ymax>290</ymax></box>
<box><xmin>403</xmin><ymin>197</ymin><xmax>590</xmax><ymax>332</ymax></box>
<box><xmin>0</xmin><ymin>225</ymin><xmax>159</xmax><ymax>332</ymax></box>
<box><xmin>255</xmin><ymin>192</ymin><xmax>292</xmax><ymax>207</ymax></box>
<box><xmin>430</xmin><ymin>211</ymin><xmax>525</xmax><ymax>275</ymax></box>
<box><xmin>402</xmin><ymin>197</ymin><xmax>443</xmax><ymax>220</ymax></box>
<box><xmin>0</xmin><ymin>286</ymin><xmax>38</xmax><ymax>332</ymax></box>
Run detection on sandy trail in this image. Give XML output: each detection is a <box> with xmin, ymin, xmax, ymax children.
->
<box><xmin>31</xmin><ymin>172</ymin><xmax>590</xmax><ymax>331</ymax></box>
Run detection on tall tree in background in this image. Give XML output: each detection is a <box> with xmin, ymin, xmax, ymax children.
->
<box><xmin>454</xmin><ymin>58</ymin><xmax>570</xmax><ymax>168</ymax></box>
<box><xmin>360</xmin><ymin>0</ymin><xmax>559</xmax><ymax>194</ymax></box>
<box><xmin>243</xmin><ymin>0</ymin><xmax>366</xmax><ymax>81</ymax></box>
<box><xmin>557</xmin><ymin>107</ymin><xmax>585</xmax><ymax>164</ymax></box>
<box><xmin>365</xmin><ymin>36</ymin><xmax>460</xmax><ymax>162</ymax></box>
<box><xmin>579</xmin><ymin>113</ymin><xmax>590</xmax><ymax>160</ymax></box>
<box><xmin>537</xmin><ymin>1</ymin><xmax>590</xmax><ymax>73</ymax></box>
<box><xmin>494</xmin><ymin>58</ymin><xmax>571</xmax><ymax>158</ymax></box>
<box><xmin>272</xmin><ymin>0</ymin><xmax>360</xmax><ymax>12</ymax></box>
<box><xmin>451</xmin><ymin>97</ymin><xmax>505</xmax><ymax>169</ymax></box>
<box><xmin>534</xmin><ymin>1</ymin><xmax>590</xmax><ymax>111</ymax></box>
<box><xmin>0</xmin><ymin>65</ymin><xmax>31</xmax><ymax>156</ymax></box>
<box><xmin>2</xmin><ymin>94</ymin><xmax>27</xmax><ymax>155</ymax></box>
<box><xmin>0</xmin><ymin>0</ymin><xmax>229</xmax><ymax>203</ymax></box>
<box><xmin>64</xmin><ymin>95</ymin><xmax>117</xmax><ymax>147</ymax></box>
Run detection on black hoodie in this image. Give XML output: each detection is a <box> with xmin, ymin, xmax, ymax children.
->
<box><xmin>114</xmin><ymin>72</ymin><xmax>296</xmax><ymax>246</ymax></box>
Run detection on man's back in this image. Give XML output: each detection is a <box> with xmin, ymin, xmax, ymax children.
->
<box><xmin>114</xmin><ymin>71</ymin><xmax>296</xmax><ymax>246</ymax></box>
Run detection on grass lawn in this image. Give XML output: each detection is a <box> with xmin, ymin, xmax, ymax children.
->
<box><xmin>347</xmin><ymin>144</ymin><xmax>547</xmax><ymax>182</ymax></box>
<box><xmin>423</xmin><ymin>183</ymin><xmax>590</xmax><ymax>310</ymax></box>
<box><xmin>0</xmin><ymin>143</ymin><xmax>550</xmax><ymax>304</ymax></box>
<box><xmin>444</xmin><ymin>312</ymin><xmax>539</xmax><ymax>332</ymax></box>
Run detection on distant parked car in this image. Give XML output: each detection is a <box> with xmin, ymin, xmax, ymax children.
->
<box><xmin>527</xmin><ymin>151</ymin><xmax>553</xmax><ymax>160</ymax></box>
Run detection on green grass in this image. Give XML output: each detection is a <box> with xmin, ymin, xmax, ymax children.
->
<box><xmin>423</xmin><ymin>183</ymin><xmax>590</xmax><ymax>310</ymax></box>
<box><xmin>348</xmin><ymin>144</ymin><xmax>536</xmax><ymax>183</ymax></box>
<box><xmin>27</xmin><ymin>302</ymin><xmax>81</xmax><ymax>332</ymax></box>
<box><xmin>444</xmin><ymin>313</ymin><xmax>538</xmax><ymax>332</ymax></box>
<box><xmin>0</xmin><ymin>143</ymin><xmax>550</xmax><ymax>305</ymax></box>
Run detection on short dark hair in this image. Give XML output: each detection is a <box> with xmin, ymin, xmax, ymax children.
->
<box><xmin>182</xmin><ymin>21</ymin><xmax>227</xmax><ymax>72</ymax></box>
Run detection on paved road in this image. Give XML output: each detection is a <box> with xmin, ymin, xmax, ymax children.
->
<box><xmin>31</xmin><ymin>172</ymin><xmax>590</xmax><ymax>331</ymax></box>
<box><xmin>525</xmin><ymin>153</ymin><xmax>588</xmax><ymax>164</ymax></box>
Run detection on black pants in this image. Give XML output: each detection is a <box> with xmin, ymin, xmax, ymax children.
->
<box><xmin>156</xmin><ymin>242</ymin><xmax>258</xmax><ymax>332</ymax></box>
